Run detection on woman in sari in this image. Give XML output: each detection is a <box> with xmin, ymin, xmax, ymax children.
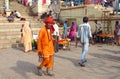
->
<box><xmin>68</xmin><ymin>22</ymin><xmax>77</xmax><ymax>41</ymax></box>
<box><xmin>22</xmin><ymin>21</ymin><xmax>32</xmax><ymax>52</ymax></box>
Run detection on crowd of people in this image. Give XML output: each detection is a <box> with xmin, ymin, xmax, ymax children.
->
<box><xmin>16</xmin><ymin>1</ymin><xmax>120</xmax><ymax>76</ymax></box>
<box><xmin>17</xmin><ymin>0</ymin><xmax>34</xmax><ymax>6</ymax></box>
<box><xmin>1</xmin><ymin>0</ymin><xmax>119</xmax><ymax>77</ymax></box>
<box><xmin>19</xmin><ymin>12</ymin><xmax>120</xmax><ymax>76</ymax></box>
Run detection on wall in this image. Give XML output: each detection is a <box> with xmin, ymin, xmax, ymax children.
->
<box><xmin>60</xmin><ymin>5</ymin><xmax>120</xmax><ymax>34</ymax></box>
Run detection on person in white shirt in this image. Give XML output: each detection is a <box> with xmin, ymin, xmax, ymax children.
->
<box><xmin>94</xmin><ymin>20</ymin><xmax>103</xmax><ymax>43</ymax></box>
<box><xmin>52</xmin><ymin>21</ymin><xmax>59</xmax><ymax>52</ymax></box>
<box><xmin>78</xmin><ymin>16</ymin><xmax>93</xmax><ymax>67</ymax></box>
<box><xmin>94</xmin><ymin>20</ymin><xmax>102</xmax><ymax>34</ymax></box>
<box><xmin>14</xmin><ymin>10</ymin><xmax>22</xmax><ymax>18</ymax></box>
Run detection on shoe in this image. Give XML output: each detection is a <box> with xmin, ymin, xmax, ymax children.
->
<box><xmin>37</xmin><ymin>67</ymin><xmax>42</xmax><ymax>76</ymax></box>
<box><xmin>44</xmin><ymin>72</ymin><xmax>54</xmax><ymax>76</ymax></box>
<box><xmin>83</xmin><ymin>60</ymin><xmax>87</xmax><ymax>63</ymax></box>
<box><xmin>78</xmin><ymin>62</ymin><xmax>85</xmax><ymax>67</ymax></box>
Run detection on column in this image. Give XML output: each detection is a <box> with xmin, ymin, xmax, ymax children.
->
<box><xmin>116</xmin><ymin>0</ymin><xmax>119</xmax><ymax>14</ymax></box>
<box><xmin>4</xmin><ymin>0</ymin><xmax>10</xmax><ymax>11</ymax></box>
<box><xmin>66</xmin><ymin>0</ymin><xmax>69</xmax><ymax>7</ymax></box>
<box><xmin>4</xmin><ymin>0</ymin><xmax>11</xmax><ymax>16</ymax></box>
<box><xmin>38</xmin><ymin>0</ymin><xmax>42</xmax><ymax>16</ymax></box>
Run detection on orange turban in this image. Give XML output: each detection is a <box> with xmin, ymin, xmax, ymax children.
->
<box><xmin>45</xmin><ymin>16</ymin><xmax>54</xmax><ymax>24</ymax></box>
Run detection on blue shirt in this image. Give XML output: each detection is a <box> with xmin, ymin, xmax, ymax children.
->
<box><xmin>63</xmin><ymin>23</ymin><xmax>67</xmax><ymax>30</ymax></box>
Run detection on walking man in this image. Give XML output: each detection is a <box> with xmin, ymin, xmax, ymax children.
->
<box><xmin>78</xmin><ymin>16</ymin><xmax>93</xmax><ymax>67</ymax></box>
<box><xmin>52</xmin><ymin>21</ymin><xmax>59</xmax><ymax>52</ymax></box>
<box><xmin>37</xmin><ymin>16</ymin><xmax>55</xmax><ymax>76</ymax></box>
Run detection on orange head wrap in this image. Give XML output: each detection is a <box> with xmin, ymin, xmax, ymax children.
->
<box><xmin>45</xmin><ymin>16</ymin><xmax>54</xmax><ymax>24</ymax></box>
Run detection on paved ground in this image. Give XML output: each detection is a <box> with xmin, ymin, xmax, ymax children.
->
<box><xmin>0</xmin><ymin>43</ymin><xmax>120</xmax><ymax>79</ymax></box>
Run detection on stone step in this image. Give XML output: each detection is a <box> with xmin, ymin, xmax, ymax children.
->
<box><xmin>0</xmin><ymin>34</ymin><xmax>21</xmax><ymax>40</ymax></box>
<box><xmin>0</xmin><ymin>27</ymin><xmax>39</xmax><ymax>33</ymax></box>
<box><xmin>0</xmin><ymin>28</ymin><xmax>39</xmax><ymax>36</ymax></box>
<box><xmin>0</xmin><ymin>16</ymin><xmax>40</xmax><ymax>21</ymax></box>
<box><xmin>0</xmin><ymin>38</ymin><xmax>20</xmax><ymax>44</ymax></box>
<box><xmin>0</xmin><ymin>28</ymin><xmax>39</xmax><ymax>34</ymax></box>
<box><xmin>0</xmin><ymin>23</ymin><xmax>41</xmax><ymax>28</ymax></box>
<box><xmin>0</xmin><ymin>43</ymin><xmax>23</xmax><ymax>49</ymax></box>
<box><xmin>0</xmin><ymin>31</ymin><xmax>21</xmax><ymax>36</ymax></box>
<box><xmin>0</xmin><ymin>1</ymin><xmax>42</xmax><ymax>49</ymax></box>
<box><xmin>0</xmin><ymin>21</ymin><xmax>40</xmax><ymax>25</ymax></box>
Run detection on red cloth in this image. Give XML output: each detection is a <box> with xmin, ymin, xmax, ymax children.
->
<box><xmin>94</xmin><ymin>0</ymin><xmax>102</xmax><ymax>4</ymax></box>
<box><xmin>85</xmin><ymin>0</ymin><xmax>93</xmax><ymax>5</ymax></box>
<box><xmin>45</xmin><ymin>17</ymin><xmax>54</xmax><ymax>24</ymax></box>
<box><xmin>50</xmin><ymin>25</ymin><xmax>55</xmax><ymax>33</ymax></box>
<box><xmin>45</xmin><ymin>17</ymin><xmax>55</xmax><ymax>33</ymax></box>
<box><xmin>42</xmin><ymin>0</ymin><xmax>46</xmax><ymax>4</ymax></box>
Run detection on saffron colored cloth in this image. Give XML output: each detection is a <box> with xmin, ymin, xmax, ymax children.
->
<box><xmin>37</xmin><ymin>26</ymin><xmax>54</xmax><ymax>70</ymax></box>
<box><xmin>40</xmin><ymin>55</ymin><xmax>53</xmax><ymax>69</ymax></box>
<box><xmin>37</xmin><ymin>26</ymin><xmax>54</xmax><ymax>57</ymax></box>
<box><xmin>58</xmin><ymin>39</ymin><xmax>70</xmax><ymax>45</ymax></box>
<box><xmin>99</xmin><ymin>34</ymin><xmax>114</xmax><ymax>38</ymax></box>
<box><xmin>22</xmin><ymin>21</ymin><xmax>32</xmax><ymax>52</ymax></box>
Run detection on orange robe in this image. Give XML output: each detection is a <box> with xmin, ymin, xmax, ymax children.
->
<box><xmin>37</xmin><ymin>26</ymin><xmax>54</xmax><ymax>68</ymax></box>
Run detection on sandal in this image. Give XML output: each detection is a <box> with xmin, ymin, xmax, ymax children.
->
<box><xmin>44</xmin><ymin>72</ymin><xmax>54</xmax><ymax>76</ymax></box>
<box><xmin>78</xmin><ymin>62</ymin><xmax>85</xmax><ymax>67</ymax></box>
<box><xmin>37</xmin><ymin>67</ymin><xmax>42</xmax><ymax>76</ymax></box>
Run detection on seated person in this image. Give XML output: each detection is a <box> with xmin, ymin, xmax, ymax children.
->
<box><xmin>7</xmin><ymin>12</ymin><xmax>14</xmax><ymax>22</ymax></box>
<box><xmin>94</xmin><ymin>20</ymin><xmax>102</xmax><ymax>34</ymax></box>
<box><xmin>116</xmin><ymin>23</ymin><xmax>120</xmax><ymax>45</ymax></box>
<box><xmin>94</xmin><ymin>20</ymin><xmax>103</xmax><ymax>43</ymax></box>
<box><xmin>14</xmin><ymin>10</ymin><xmax>21</xmax><ymax>18</ymax></box>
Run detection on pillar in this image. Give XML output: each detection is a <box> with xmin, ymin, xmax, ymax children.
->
<box><xmin>4</xmin><ymin>0</ymin><xmax>10</xmax><ymax>11</ymax></box>
<box><xmin>66</xmin><ymin>0</ymin><xmax>69</xmax><ymax>7</ymax></box>
<box><xmin>4</xmin><ymin>0</ymin><xmax>11</xmax><ymax>16</ymax></box>
<box><xmin>116</xmin><ymin>0</ymin><xmax>119</xmax><ymax>14</ymax></box>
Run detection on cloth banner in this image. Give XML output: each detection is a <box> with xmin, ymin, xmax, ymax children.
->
<box><xmin>85</xmin><ymin>0</ymin><xmax>102</xmax><ymax>5</ymax></box>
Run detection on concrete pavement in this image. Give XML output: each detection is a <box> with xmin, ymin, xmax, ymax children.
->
<box><xmin>0</xmin><ymin>44</ymin><xmax>120</xmax><ymax>79</ymax></box>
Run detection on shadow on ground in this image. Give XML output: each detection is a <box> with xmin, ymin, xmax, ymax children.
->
<box><xmin>89</xmin><ymin>53</ymin><xmax>120</xmax><ymax>62</ymax></box>
<box><xmin>55</xmin><ymin>54</ymin><xmax>80</xmax><ymax>67</ymax></box>
<box><xmin>11</xmin><ymin>60</ymin><xmax>38</xmax><ymax>79</ymax></box>
<box><xmin>99</xmin><ymin>48</ymin><xmax>120</xmax><ymax>54</ymax></box>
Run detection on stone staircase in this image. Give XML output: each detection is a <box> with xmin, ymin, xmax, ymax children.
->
<box><xmin>0</xmin><ymin>1</ymin><xmax>44</xmax><ymax>49</ymax></box>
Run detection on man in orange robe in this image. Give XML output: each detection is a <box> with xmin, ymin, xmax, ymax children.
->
<box><xmin>37</xmin><ymin>16</ymin><xmax>55</xmax><ymax>76</ymax></box>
